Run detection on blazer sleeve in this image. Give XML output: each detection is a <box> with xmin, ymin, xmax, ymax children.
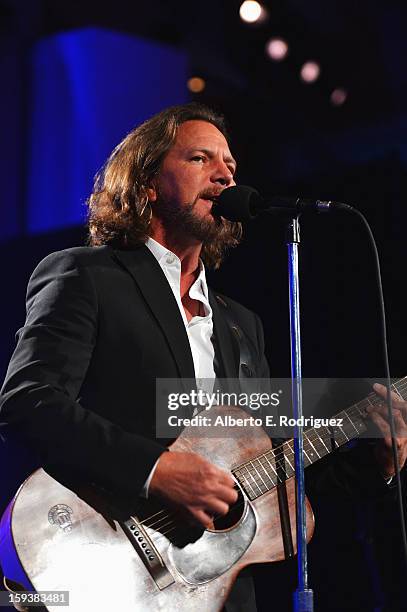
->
<box><xmin>0</xmin><ymin>250</ymin><xmax>166</xmax><ymax>501</ymax></box>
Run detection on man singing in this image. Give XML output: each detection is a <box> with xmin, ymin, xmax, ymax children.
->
<box><xmin>1</xmin><ymin>103</ymin><xmax>406</xmax><ymax>611</ymax></box>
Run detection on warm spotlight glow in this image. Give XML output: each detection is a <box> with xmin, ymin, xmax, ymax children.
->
<box><xmin>187</xmin><ymin>77</ymin><xmax>206</xmax><ymax>93</ymax></box>
<box><xmin>239</xmin><ymin>1</ymin><xmax>265</xmax><ymax>24</ymax></box>
<box><xmin>300</xmin><ymin>61</ymin><xmax>320</xmax><ymax>83</ymax></box>
<box><xmin>330</xmin><ymin>88</ymin><xmax>347</xmax><ymax>106</ymax></box>
<box><xmin>266</xmin><ymin>38</ymin><xmax>289</xmax><ymax>61</ymax></box>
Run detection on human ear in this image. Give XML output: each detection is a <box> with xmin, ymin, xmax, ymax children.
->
<box><xmin>145</xmin><ymin>182</ymin><xmax>158</xmax><ymax>203</ymax></box>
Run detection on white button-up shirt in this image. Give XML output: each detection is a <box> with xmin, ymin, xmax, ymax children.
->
<box><xmin>146</xmin><ymin>237</ymin><xmax>216</xmax><ymax>386</ymax></box>
<box><xmin>142</xmin><ymin>237</ymin><xmax>217</xmax><ymax>495</ymax></box>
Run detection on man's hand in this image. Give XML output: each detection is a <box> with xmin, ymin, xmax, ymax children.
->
<box><xmin>149</xmin><ymin>451</ymin><xmax>238</xmax><ymax>528</ymax></box>
<box><xmin>367</xmin><ymin>383</ymin><xmax>407</xmax><ymax>477</ymax></box>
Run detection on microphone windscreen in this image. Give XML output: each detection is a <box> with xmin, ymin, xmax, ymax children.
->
<box><xmin>213</xmin><ymin>185</ymin><xmax>259</xmax><ymax>222</ymax></box>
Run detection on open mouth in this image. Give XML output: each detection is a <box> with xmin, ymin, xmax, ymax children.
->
<box><xmin>200</xmin><ymin>191</ymin><xmax>221</xmax><ymax>203</ymax></box>
<box><xmin>198</xmin><ymin>194</ymin><xmax>223</xmax><ymax>218</ymax></box>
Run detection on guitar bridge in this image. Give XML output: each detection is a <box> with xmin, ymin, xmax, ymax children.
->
<box><xmin>120</xmin><ymin>516</ymin><xmax>175</xmax><ymax>590</ymax></box>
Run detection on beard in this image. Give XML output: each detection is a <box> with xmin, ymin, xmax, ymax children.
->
<box><xmin>152</xmin><ymin>188</ymin><xmax>242</xmax><ymax>269</ymax></box>
<box><xmin>154</xmin><ymin>190</ymin><xmax>233</xmax><ymax>244</ymax></box>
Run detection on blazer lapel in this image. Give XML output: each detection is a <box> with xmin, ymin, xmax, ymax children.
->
<box><xmin>112</xmin><ymin>246</ymin><xmax>195</xmax><ymax>380</ymax></box>
<box><xmin>209</xmin><ymin>290</ymin><xmax>239</xmax><ymax>379</ymax></box>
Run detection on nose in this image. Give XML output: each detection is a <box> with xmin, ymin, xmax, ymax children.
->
<box><xmin>211</xmin><ymin>160</ymin><xmax>235</xmax><ymax>187</ymax></box>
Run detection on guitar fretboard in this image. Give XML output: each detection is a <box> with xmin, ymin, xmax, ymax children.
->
<box><xmin>232</xmin><ymin>377</ymin><xmax>407</xmax><ymax>501</ymax></box>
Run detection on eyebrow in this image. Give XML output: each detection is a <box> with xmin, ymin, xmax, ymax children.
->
<box><xmin>191</xmin><ymin>147</ymin><xmax>237</xmax><ymax>171</ymax></box>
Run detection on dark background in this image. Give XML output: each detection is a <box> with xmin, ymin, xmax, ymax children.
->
<box><xmin>0</xmin><ymin>1</ymin><xmax>406</xmax><ymax>610</ymax></box>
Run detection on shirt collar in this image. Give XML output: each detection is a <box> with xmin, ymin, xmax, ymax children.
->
<box><xmin>145</xmin><ymin>237</ymin><xmax>209</xmax><ymax>304</ymax></box>
<box><xmin>145</xmin><ymin>236</ymin><xmax>174</xmax><ymax>266</ymax></box>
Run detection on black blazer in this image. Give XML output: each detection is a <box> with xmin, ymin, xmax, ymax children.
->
<box><xmin>0</xmin><ymin>245</ymin><xmax>269</xmax><ymax>503</ymax></box>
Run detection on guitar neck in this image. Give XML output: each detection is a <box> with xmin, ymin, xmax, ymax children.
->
<box><xmin>232</xmin><ymin>377</ymin><xmax>407</xmax><ymax>501</ymax></box>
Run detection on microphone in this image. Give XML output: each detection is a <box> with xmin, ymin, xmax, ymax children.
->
<box><xmin>212</xmin><ymin>185</ymin><xmax>352</xmax><ymax>222</ymax></box>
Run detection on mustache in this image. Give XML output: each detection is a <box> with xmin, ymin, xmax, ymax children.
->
<box><xmin>198</xmin><ymin>189</ymin><xmax>224</xmax><ymax>201</ymax></box>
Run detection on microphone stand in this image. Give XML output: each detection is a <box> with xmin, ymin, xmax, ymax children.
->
<box><xmin>287</xmin><ymin>216</ymin><xmax>314</xmax><ymax>612</ymax></box>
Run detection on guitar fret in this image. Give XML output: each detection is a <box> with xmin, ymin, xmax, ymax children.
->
<box><xmin>322</xmin><ymin>425</ymin><xmax>336</xmax><ymax>449</ymax></box>
<box><xmin>256</xmin><ymin>456</ymin><xmax>277</xmax><ymax>488</ymax></box>
<box><xmin>282</xmin><ymin>445</ymin><xmax>295</xmax><ymax>474</ymax></box>
<box><xmin>355</xmin><ymin>399</ymin><xmax>370</xmax><ymax>418</ymax></box>
<box><xmin>251</xmin><ymin>460</ymin><xmax>269</xmax><ymax>493</ymax></box>
<box><xmin>315</xmin><ymin>431</ymin><xmax>330</xmax><ymax>454</ymax></box>
<box><xmin>273</xmin><ymin>448</ymin><xmax>289</xmax><ymax>481</ymax></box>
<box><xmin>263</xmin><ymin>452</ymin><xmax>282</xmax><ymax>484</ymax></box>
<box><xmin>338</xmin><ymin>426</ymin><xmax>351</xmax><ymax>443</ymax></box>
<box><xmin>287</xmin><ymin>438</ymin><xmax>313</xmax><ymax>469</ymax></box>
<box><xmin>309</xmin><ymin>434</ymin><xmax>329</xmax><ymax>458</ymax></box>
<box><xmin>343</xmin><ymin>408</ymin><xmax>366</xmax><ymax>439</ymax></box>
<box><xmin>350</xmin><ymin>411</ymin><xmax>366</xmax><ymax>434</ymax></box>
<box><xmin>355</xmin><ymin>405</ymin><xmax>366</xmax><ymax>419</ymax></box>
<box><xmin>330</xmin><ymin>422</ymin><xmax>348</xmax><ymax>446</ymax></box>
<box><xmin>234</xmin><ymin>467</ymin><xmax>257</xmax><ymax>499</ymax></box>
<box><xmin>244</xmin><ymin>463</ymin><xmax>265</xmax><ymax>497</ymax></box>
<box><xmin>326</xmin><ymin>425</ymin><xmax>339</xmax><ymax>451</ymax></box>
<box><xmin>285</xmin><ymin>440</ymin><xmax>295</xmax><ymax>460</ymax></box>
<box><xmin>344</xmin><ymin>411</ymin><xmax>359</xmax><ymax>435</ymax></box>
<box><xmin>301</xmin><ymin>443</ymin><xmax>312</xmax><ymax>465</ymax></box>
<box><xmin>337</xmin><ymin>423</ymin><xmax>349</xmax><ymax>442</ymax></box>
<box><xmin>304</xmin><ymin>433</ymin><xmax>321</xmax><ymax>461</ymax></box>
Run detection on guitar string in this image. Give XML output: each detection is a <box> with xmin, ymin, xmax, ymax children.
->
<box><xmin>139</xmin><ymin>487</ymin><xmax>242</xmax><ymax>533</ymax></box>
<box><xmin>139</xmin><ymin>510</ymin><xmax>175</xmax><ymax>529</ymax></box>
<box><xmin>140</xmin><ymin>405</ymin><xmax>358</xmax><ymax>533</ymax></box>
<box><xmin>140</xmin><ymin>403</ymin><xmax>376</xmax><ymax>533</ymax></box>
<box><xmin>139</xmin><ymin>508</ymin><xmax>169</xmax><ymax>523</ymax></box>
<box><xmin>147</xmin><ymin>485</ymin><xmax>246</xmax><ymax>542</ymax></box>
<box><xmin>235</xmin><ymin>380</ymin><xmax>407</xmax><ymax>506</ymax></box>
<box><xmin>235</xmin><ymin>402</ymin><xmax>366</xmax><ymax>483</ymax></box>
<box><xmin>217</xmin><ymin>379</ymin><xmax>407</xmax><ymax>494</ymax></box>
<box><xmin>140</xmin><ymin>404</ymin><xmax>382</xmax><ymax>531</ymax></box>
<box><xmin>142</xmin><ymin>411</ymin><xmax>381</xmax><ymax>537</ymax></box>
<box><xmin>139</xmin><ymin>483</ymin><xmax>245</xmax><ymax>542</ymax></box>
<box><xmin>256</xmin><ymin>401</ymin><xmax>368</xmax><ymax>475</ymax></box>
<box><xmin>147</xmin><ymin>411</ymin><xmax>373</xmax><ymax>540</ymax></box>
<box><xmin>234</xmin><ymin>381</ymin><xmax>407</xmax><ymax>495</ymax></box>
<box><xmin>138</xmin><ymin>379</ymin><xmax>407</xmax><ymax>532</ymax></box>
<box><xmin>147</xmin><ymin>399</ymin><xmax>380</xmax><ymax>536</ymax></box>
<box><xmin>141</xmin><ymin>410</ymin><xmax>360</xmax><ymax>530</ymax></box>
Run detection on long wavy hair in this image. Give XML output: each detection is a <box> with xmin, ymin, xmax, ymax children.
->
<box><xmin>87</xmin><ymin>103</ymin><xmax>242</xmax><ymax>269</ymax></box>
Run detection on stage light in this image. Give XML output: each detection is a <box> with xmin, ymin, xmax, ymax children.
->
<box><xmin>239</xmin><ymin>1</ymin><xmax>266</xmax><ymax>24</ymax></box>
<box><xmin>330</xmin><ymin>88</ymin><xmax>347</xmax><ymax>106</ymax></box>
<box><xmin>300</xmin><ymin>61</ymin><xmax>320</xmax><ymax>83</ymax></box>
<box><xmin>266</xmin><ymin>38</ymin><xmax>289</xmax><ymax>61</ymax></box>
<box><xmin>187</xmin><ymin>77</ymin><xmax>206</xmax><ymax>93</ymax></box>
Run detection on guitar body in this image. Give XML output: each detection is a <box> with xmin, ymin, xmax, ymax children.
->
<box><xmin>0</xmin><ymin>406</ymin><xmax>315</xmax><ymax>611</ymax></box>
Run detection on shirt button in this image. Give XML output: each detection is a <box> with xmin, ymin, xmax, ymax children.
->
<box><xmin>166</xmin><ymin>254</ymin><xmax>175</xmax><ymax>265</ymax></box>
